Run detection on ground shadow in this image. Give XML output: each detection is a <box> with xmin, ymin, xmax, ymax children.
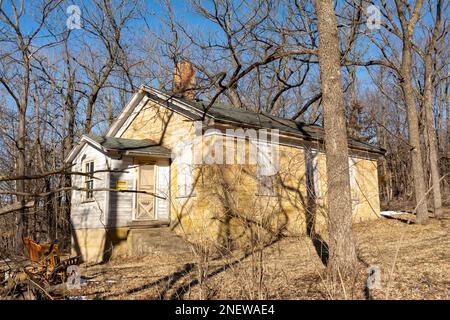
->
<box><xmin>102</xmin><ymin>235</ymin><xmax>284</xmax><ymax>300</ymax></box>
<box><xmin>126</xmin><ymin>262</ymin><xmax>195</xmax><ymax>296</ymax></box>
<box><xmin>167</xmin><ymin>235</ymin><xmax>284</xmax><ymax>300</ymax></box>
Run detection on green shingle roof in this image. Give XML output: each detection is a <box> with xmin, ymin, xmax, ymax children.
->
<box><xmin>86</xmin><ymin>135</ymin><xmax>172</xmax><ymax>157</ymax></box>
<box><xmin>173</xmin><ymin>96</ymin><xmax>385</xmax><ymax>155</ymax></box>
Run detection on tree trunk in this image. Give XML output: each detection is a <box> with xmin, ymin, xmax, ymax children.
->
<box><xmin>400</xmin><ymin>37</ymin><xmax>429</xmax><ymax>223</ymax></box>
<box><xmin>392</xmin><ymin>0</ymin><xmax>428</xmax><ymax>223</ymax></box>
<box><xmin>437</xmin><ymin>81</ymin><xmax>445</xmax><ymax>153</ymax></box>
<box><xmin>378</xmin><ymin>94</ymin><xmax>391</xmax><ymax>203</ymax></box>
<box><xmin>423</xmin><ymin>52</ymin><xmax>443</xmax><ymax>218</ymax></box>
<box><xmin>315</xmin><ymin>0</ymin><xmax>357</xmax><ymax>280</ymax></box>
<box><xmin>64</xmin><ymin>76</ymin><xmax>76</xmax><ymax>244</ymax></box>
<box><xmin>15</xmin><ymin>107</ymin><xmax>26</xmax><ymax>253</ymax></box>
<box><xmin>422</xmin><ymin>0</ymin><xmax>443</xmax><ymax>218</ymax></box>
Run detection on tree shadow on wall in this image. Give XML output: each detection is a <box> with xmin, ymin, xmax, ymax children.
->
<box><xmin>304</xmin><ymin>148</ymin><xmax>329</xmax><ymax>266</ymax></box>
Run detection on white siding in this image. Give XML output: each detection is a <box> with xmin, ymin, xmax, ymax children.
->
<box><xmin>71</xmin><ymin>144</ymin><xmax>172</xmax><ymax>229</ymax></box>
<box><xmin>70</xmin><ymin>144</ymin><xmax>109</xmax><ymax>229</ymax></box>
<box><xmin>107</xmin><ymin>157</ymin><xmax>135</xmax><ymax>227</ymax></box>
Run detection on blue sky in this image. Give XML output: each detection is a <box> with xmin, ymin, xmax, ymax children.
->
<box><xmin>1</xmin><ymin>0</ymin><xmax>445</xmax><ymax>111</ymax></box>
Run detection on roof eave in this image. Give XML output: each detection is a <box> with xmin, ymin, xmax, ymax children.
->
<box><xmin>64</xmin><ymin>141</ymin><xmax>85</xmax><ymax>163</ymax></box>
<box><xmin>106</xmin><ymin>88</ymin><xmax>147</xmax><ymax>137</ymax></box>
<box><xmin>65</xmin><ymin>135</ymin><xmax>114</xmax><ymax>163</ymax></box>
<box><xmin>210</xmin><ymin>119</ymin><xmax>384</xmax><ymax>156</ymax></box>
<box><xmin>124</xmin><ymin>150</ymin><xmax>171</xmax><ymax>158</ymax></box>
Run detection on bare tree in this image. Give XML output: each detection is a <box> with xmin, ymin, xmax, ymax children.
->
<box><xmin>75</xmin><ymin>0</ymin><xmax>142</xmax><ymax>134</ymax></box>
<box><xmin>0</xmin><ymin>0</ymin><xmax>62</xmax><ymax>251</ymax></box>
<box><xmin>314</xmin><ymin>0</ymin><xmax>357</xmax><ymax>280</ymax></box>
<box><xmin>419</xmin><ymin>0</ymin><xmax>444</xmax><ymax>217</ymax></box>
<box><xmin>392</xmin><ymin>0</ymin><xmax>428</xmax><ymax>223</ymax></box>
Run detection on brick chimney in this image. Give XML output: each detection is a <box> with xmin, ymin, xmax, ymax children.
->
<box><xmin>173</xmin><ymin>60</ymin><xmax>196</xmax><ymax>100</ymax></box>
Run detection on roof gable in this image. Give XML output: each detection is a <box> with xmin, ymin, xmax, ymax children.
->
<box><xmin>107</xmin><ymin>86</ymin><xmax>202</xmax><ymax>138</ymax></box>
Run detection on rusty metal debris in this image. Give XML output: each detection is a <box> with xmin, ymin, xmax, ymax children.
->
<box><xmin>0</xmin><ymin>238</ymin><xmax>81</xmax><ymax>300</ymax></box>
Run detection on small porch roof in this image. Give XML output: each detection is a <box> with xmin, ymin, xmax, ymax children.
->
<box><xmin>87</xmin><ymin>135</ymin><xmax>172</xmax><ymax>157</ymax></box>
<box><xmin>65</xmin><ymin>134</ymin><xmax>172</xmax><ymax>163</ymax></box>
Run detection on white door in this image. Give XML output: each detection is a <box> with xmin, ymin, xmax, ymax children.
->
<box><xmin>135</xmin><ymin>164</ymin><xmax>155</xmax><ymax>220</ymax></box>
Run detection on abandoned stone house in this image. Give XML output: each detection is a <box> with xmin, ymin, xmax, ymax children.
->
<box><xmin>65</xmin><ymin>64</ymin><xmax>385</xmax><ymax>263</ymax></box>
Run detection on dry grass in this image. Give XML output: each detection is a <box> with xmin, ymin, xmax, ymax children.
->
<box><xmin>69</xmin><ymin>209</ymin><xmax>450</xmax><ymax>300</ymax></box>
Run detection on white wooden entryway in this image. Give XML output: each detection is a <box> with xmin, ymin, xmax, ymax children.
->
<box><xmin>134</xmin><ymin>160</ymin><xmax>170</xmax><ymax>221</ymax></box>
<box><xmin>135</xmin><ymin>164</ymin><xmax>155</xmax><ymax>220</ymax></box>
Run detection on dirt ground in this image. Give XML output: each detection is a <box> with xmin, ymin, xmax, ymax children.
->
<box><xmin>68</xmin><ymin>209</ymin><xmax>450</xmax><ymax>300</ymax></box>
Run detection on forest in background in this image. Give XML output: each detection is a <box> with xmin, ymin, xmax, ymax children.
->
<box><xmin>0</xmin><ymin>0</ymin><xmax>448</xmax><ymax>275</ymax></box>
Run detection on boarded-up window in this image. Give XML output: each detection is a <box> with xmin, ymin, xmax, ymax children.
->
<box><xmin>84</xmin><ymin>161</ymin><xmax>95</xmax><ymax>200</ymax></box>
<box><xmin>256</xmin><ymin>142</ymin><xmax>277</xmax><ymax>196</ymax></box>
<box><xmin>177</xmin><ymin>144</ymin><xmax>194</xmax><ymax>197</ymax></box>
<box><xmin>312</xmin><ymin>153</ymin><xmax>321</xmax><ymax>198</ymax></box>
<box><xmin>349</xmin><ymin>157</ymin><xmax>358</xmax><ymax>200</ymax></box>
